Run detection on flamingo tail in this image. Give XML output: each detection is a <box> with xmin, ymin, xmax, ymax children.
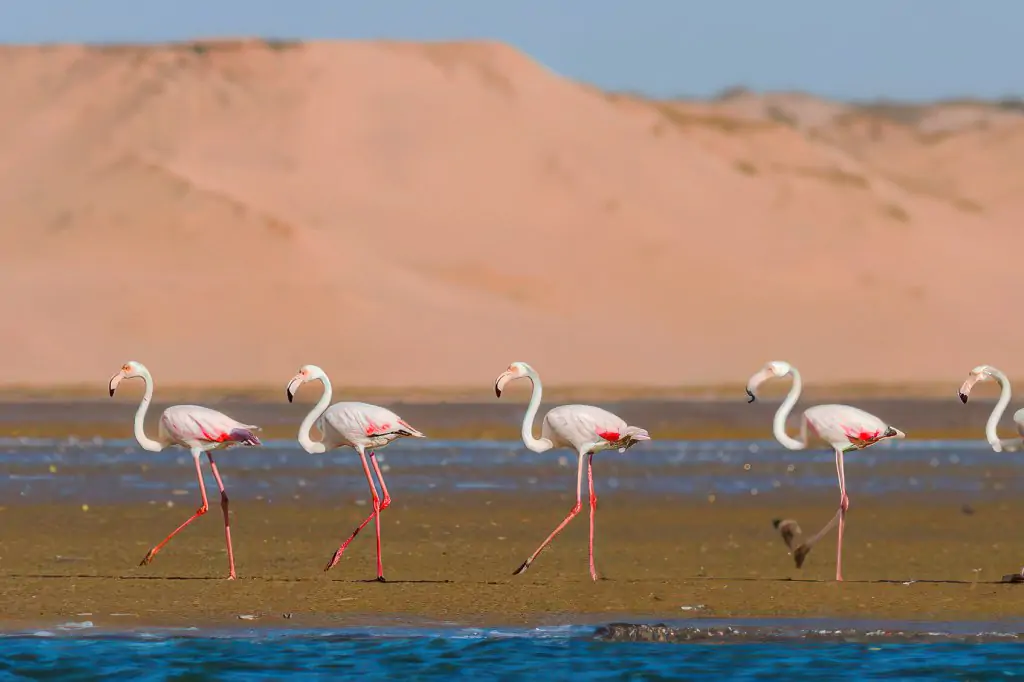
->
<box><xmin>228</xmin><ymin>428</ymin><xmax>262</xmax><ymax>446</ymax></box>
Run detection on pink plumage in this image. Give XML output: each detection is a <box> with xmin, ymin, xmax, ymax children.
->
<box><xmin>494</xmin><ymin>361</ymin><xmax>651</xmax><ymax>581</ymax></box>
<box><xmin>746</xmin><ymin>360</ymin><xmax>904</xmax><ymax>582</ymax></box>
<box><xmin>108</xmin><ymin>361</ymin><xmax>262</xmax><ymax>580</ymax></box>
<box><xmin>286</xmin><ymin>364</ymin><xmax>425</xmax><ymax>581</ymax></box>
<box><xmin>158</xmin><ymin>405</ymin><xmax>261</xmax><ymax>448</ymax></box>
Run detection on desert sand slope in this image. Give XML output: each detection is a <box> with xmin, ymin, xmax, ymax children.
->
<box><xmin>1</xmin><ymin>40</ymin><xmax>1022</xmax><ymax>390</ymax></box>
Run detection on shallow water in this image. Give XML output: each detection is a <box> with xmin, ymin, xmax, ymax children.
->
<box><xmin>0</xmin><ymin>438</ymin><xmax>1017</xmax><ymax>504</ymax></box>
<box><xmin>3</xmin><ymin>621</ymin><xmax>1024</xmax><ymax>680</ymax></box>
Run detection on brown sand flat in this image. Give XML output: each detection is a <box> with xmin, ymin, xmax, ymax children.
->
<box><xmin>2</xmin><ymin>492</ymin><xmax>1023</xmax><ymax>630</ymax></box>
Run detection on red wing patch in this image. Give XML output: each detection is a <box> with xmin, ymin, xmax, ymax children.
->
<box><xmin>597</xmin><ymin>430</ymin><xmax>621</xmax><ymax>442</ymax></box>
<box><xmin>194</xmin><ymin>419</ymin><xmax>231</xmax><ymax>443</ymax></box>
<box><xmin>843</xmin><ymin>425</ymin><xmax>881</xmax><ymax>448</ymax></box>
<box><xmin>365</xmin><ymin>420</ymin><xmax>380</xmax><ymax>436</ymax></box>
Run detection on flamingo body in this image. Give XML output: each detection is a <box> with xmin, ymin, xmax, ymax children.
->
<box><xmin>158</xmin><ymin>404</ymin><xmax>261</xmax><ymax>450</ymax></box>
<box><xmin>540</xmin><ymin>404</ymin><xmax>648</xmax><ymax>454</ymax></box>
<box><xmin>316</xmin><ymin>401</ymin><xmax>425</xmax><ymax>452</ymax></box>
<box><xmin>803</xmin><ymin>404</ymin><xmax>900</xmax><ymax>451</ymax></box>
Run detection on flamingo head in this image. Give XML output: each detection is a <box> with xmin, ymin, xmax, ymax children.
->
<box><xmin>286</xmin><ymin>364</ymin><xmax>327</xmax><ymax>403</ymax></box>
<box><xmin>494</xmin><ymin>361</ymin><xmax>534</xmax><ymax>398</ymax></box>
<box><xmin>108</xmin><ymin>360</ymin><xmax>148</xmax><ymax>397</ymax></box>
<box><xmin>745</xmin><ymin>360</ymin><xmax>792</xmax><ymax>403</ymax></box>
<box><xmin>959</xmin><ymin>365</ymin><xmax>997</xmax><ymax>404</ymax></box>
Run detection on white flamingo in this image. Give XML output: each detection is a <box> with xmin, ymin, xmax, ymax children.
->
<box><xmin>746</xmin><ymin>360</ymin><xmax>904</xmax><ymax>581</ymax></box>
<box><xmin>958</xmin><ymin>365</ymin><xmax>1024</xmax><ymax>452</ymax></box>
<box><xmin>286</xmin><ymin>364</ymin><xmax>425</xmax><ymax>581</ymax></box>
<box><xmin>108</xmin><ymin>360</ymin><xmax>261</xmax><ymax>579</ymax></box>
<box><xmin>494</xmin><ymin>361</ymin><xmax>651</xmax><ymax>581</ymax></box>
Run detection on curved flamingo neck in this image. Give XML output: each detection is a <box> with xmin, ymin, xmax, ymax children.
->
<box><xmin>520</xmin><ymin>369</ymin><xmax>553</xmax><ymax>453</ymax></box>
<box><xmin>773</xmin><ymin>367</ymin><xmax>808</xmax><ymax>451</ymax></box>
<box><xmin>985</xmin><ymin>368</ymin><xmax>1013</xmax><ymax>451</ymax></box>
<box><xmin>298</xmin><ymin>375</ymin><xmax>330</xmax><ymax>454</ymax></box>
<box><xmin>133</xmin><ymin>369</ymin><xmax>164</xmax><ymax>452</ymax></box>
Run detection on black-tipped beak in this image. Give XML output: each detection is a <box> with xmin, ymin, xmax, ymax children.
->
<box><xmin>287</xmin><ymin>389</ymin><xmax>294</xmax><ymax>403</ymax></box>
<box><xmin>883</xmin><ymin>426</ymin><xmax>898</xmax><ymax>438</ymax></box>
<box><xmin>108</xmin><ymin>387</ymin><xmax>115</xmax><ymax>397</ymax></box>
<box><xmin>494</xmin><ymin>384</ymin><xmax>502</xmax><ymax>398</ymax></box>
<box><xmin>959</xmin><ymin>391</ymin><xmax>968</xmax><ymax>404</ymax></box>
<box><xmin>746</xmin><ymin>388</ymin><xmax>755</xmax><ymax>404</ymax></box>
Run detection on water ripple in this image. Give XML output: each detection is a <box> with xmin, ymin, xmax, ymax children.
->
<box><xmin>0</xmin><ymin>438</ymin><xmax>1017</xmax><ymax>504</ymax></box>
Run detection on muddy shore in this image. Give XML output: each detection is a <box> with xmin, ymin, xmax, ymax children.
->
<box><xmin>2</xmin><ymin>491</ymin><xmax>1023</xmax><ymax>630</ymax></box>
<box><xmin>0</xmin><ymin>396</ymin><xmax>1004</xmax><ymax>440</ymax></box>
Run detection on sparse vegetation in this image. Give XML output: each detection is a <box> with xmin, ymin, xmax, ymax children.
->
<box><xmin>953</xmin><ymin>197</ymin><xmax>984</xmax><ymax>213</ymax></box>
<box><xmin>733</xmin><ymin>160</ymin><xmax>758</xmax><ymax>176</ymax></box>
<box><xmin>653</xmin><ymin>103</ymin><xmax>769</xmax><ymax>135</ymax></box>
<box><xmin>881</xmin><ymin>202</ymin><xmax>910</xmax><ymax>223</ymax></box>
<box><xmin>263</xmin><ymin>38</ymin><xmax>302</xmax><ymax>52</ymax></box>
<box><xmin>785</xmin><ymin>165</ymin><xmax>870</xmax><ymax>189</ymax></box>
<box><xmin>764</xmin><ymin>105</ymin><xmax>798</xmax><ymax>127</ymax></box>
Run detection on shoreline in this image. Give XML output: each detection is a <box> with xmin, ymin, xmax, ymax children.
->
<box><xmin>4</xmin><ymin>615</ymin><xmax>1024</xmax><ymax>641</ymax></box>
<box><xmin>0</xmin><ymin>396</ymin><xmax>1004</xmax><ymax>441</ymax></box>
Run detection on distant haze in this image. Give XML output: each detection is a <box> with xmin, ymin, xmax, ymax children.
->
<box><xmin>2</xmin><ymin>0</ymin><xmax>1024</xmax><ymax>100</ymax></box>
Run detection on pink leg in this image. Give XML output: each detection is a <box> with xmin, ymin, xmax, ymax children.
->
<box><xmin>140</xmin><ymin>453</ymin><xmax>209</xmax><ymax>568</ymax></box>
<box><xmin>206</xmin><ymin>453</ymin><xmax>236</xmax><ymax>580</ymax></box>
<box><xmin>324</xmin><ymin>449</ymin><xmax>388</xmax><ymax>581</ymax></box>
<box><xmin>587</xmin><ymin>453</ymin><xmax>599</xmax><ymax>582</ymax></box>
<box><xmin>514</xmin><ymin>451</ymin><xmax>586</xmax><ymax>576</ymax></box>
<box><xmin>835</xmin><ymin>448</ymin><xmax>850</xmax><ymax>582</ymax></box>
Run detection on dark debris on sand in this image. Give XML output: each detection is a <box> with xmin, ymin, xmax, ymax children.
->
<box><xmin>593</xmin><ymin>623</ymin><xmax>1024</xmax><ymax>644</ymax></box>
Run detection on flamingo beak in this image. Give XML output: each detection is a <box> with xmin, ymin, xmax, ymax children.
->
<box><xmin>286</xmin><ymin>375</ymin><xmax>303</xmax><ymax>403</ymax></box>
<box><xmin>959</xmin><ymin>374</ymin><xmax>980</xmax><ymax>404</ymax></box>
<box><xmin>108</xmin><ymin>371</ymin><xmax>125</xmax><ymax>397</ymax></box>
<box><xmin>494</xmin><ymin>370</ymin><xmax>513</xmax><ymax>398</ymax></box>
<box><xmin>745</xmin><ymin>368</ymin><xmax>772</xmax><ymax>403</ymax></box>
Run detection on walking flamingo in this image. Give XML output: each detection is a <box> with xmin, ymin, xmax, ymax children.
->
<box><xmin>958</xmin><ymin>365</ymin><xmax>1024</xmax><ymax>452</ymax></box>
<box><xmin>108</xmin><ymin>361</ymin><xmax>261</xmax><ymax>579</ymax></box>
<box><xmin>745</xmin><ymin>361</ymin><xmax>905</xmax><ymax>581</ymax></box>
<box><xmin>494</xmin><ymin>361</ymin><xmax>651</xmax><ymax>581</ymax></box>
<box><xmin>286</xmin><ymin>364</ymin><xmax>425</xmax><ymax>581</ymax></box>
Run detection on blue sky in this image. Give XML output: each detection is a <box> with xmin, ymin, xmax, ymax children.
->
<box><xmin>3</xmin><ymin>1</ymin><xmax>1022</xmax><ymax>101</ymax></box>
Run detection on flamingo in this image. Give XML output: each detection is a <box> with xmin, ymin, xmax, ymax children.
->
<box><xmin>108</xmin><ymin>360</ymin><xmax>262</xmax><ymax>579</ymax></box>
<box><xmin>745</xmin><ymin>360</ymin><xmax>905</xmax><ymax>581</ymax></box>
<box><xmin>958</xmin><ymin>365</ymin><xmax>1024</xmax><ymax>452</ymax></box>
<box><xmin>494</xmin><ymin>361</ymin><xmax>651</xmax><ymax>581</ymax></box>
<box><xmin>286</xmin><ymin>364</ymin><xmax>426</xmax><ymax>581</ymax></box>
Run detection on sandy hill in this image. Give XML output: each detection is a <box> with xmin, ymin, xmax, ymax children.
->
<box><xmin>1</xmin><ymin>39</ymin><xmax>1022</xmax><ymax>394</ymax></box>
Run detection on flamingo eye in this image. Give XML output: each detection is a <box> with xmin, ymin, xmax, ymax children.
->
<box><xmin>122</xmin><ymin>364</ymin><xmax>131</xmax><ymax>372</ymax></box>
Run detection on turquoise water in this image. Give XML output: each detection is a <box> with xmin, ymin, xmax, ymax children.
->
<box><xmin>3</xmin><ymin>623</ymin><xmax>1024</xmax><ymax>680</ymax></box>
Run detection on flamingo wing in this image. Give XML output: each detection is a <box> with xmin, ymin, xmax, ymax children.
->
<box><xmin>544</xmin><ymin>404</ymin><xmax>635</xmax><ymax>450</ymax></box>
<box><xmin>322</xmin><ymin>402</ymin><xmax>424</xmax><ymax>443</ymax></box>
<box><xmin>161</xmin><ymin>405</ymin><xmax>261</xmax><ymax>447</ymax></box>
<box><xmin>805</xmin><ymin>404</ymin><xmax>895</xmax><ymax>450</ymax></box>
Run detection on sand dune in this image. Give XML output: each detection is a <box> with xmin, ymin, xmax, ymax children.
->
<box><xmin>1</xmin><ymin>39</ymin><xmax>1022</xmax><ymax>392</ymax></box>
